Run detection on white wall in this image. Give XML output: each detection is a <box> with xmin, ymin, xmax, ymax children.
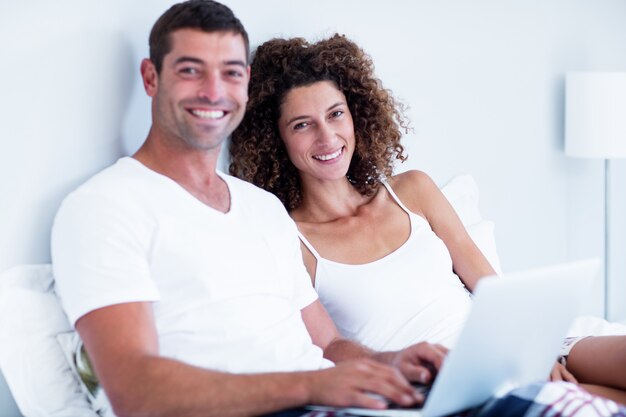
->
<box><xmin>1</xmin><ymin>1</ymin><xmax>625</xmax><ymax>414</ymax></box>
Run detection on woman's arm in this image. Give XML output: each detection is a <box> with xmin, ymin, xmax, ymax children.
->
<box><xmin>301</xmin><ymin>299</ymin><xmax>447</xmax><ymax>388</ymax></box>
<box><xmin>299</xmin><ymin>241</ymin><xmax>318</xmax><ymax>285</ymax></box>
<box><xmin>391</xmin><ymin>170</ymin><xmax>496</xmax><ymax>292</ymax></box>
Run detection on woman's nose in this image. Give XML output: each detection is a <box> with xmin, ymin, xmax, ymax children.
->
<box><xmin>316</xmin><ymin>122</ymin><xmax>336</xmax><ymax>146</ymax></box>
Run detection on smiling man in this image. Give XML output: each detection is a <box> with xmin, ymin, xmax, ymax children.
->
<box><xmin>51</xmin><ymin>1</ymin><xmax>447</xmax><ymax>416</ymax></box>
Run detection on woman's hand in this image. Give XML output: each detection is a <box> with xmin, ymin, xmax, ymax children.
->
<box><xmin>550</xmin><ymin>361</ymin><xmax>577</xmax><ymax>383</ymax></box>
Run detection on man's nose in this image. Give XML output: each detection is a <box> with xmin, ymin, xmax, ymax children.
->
<box><xmin>198</xmin><ymin>74</ymin><xmax>225</xmax><ymax>103</ymax></box>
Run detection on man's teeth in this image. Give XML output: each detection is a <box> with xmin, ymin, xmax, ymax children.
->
<box><xmin>191</xmin><ymin>109</ymin><xmax>225</xmax><ymax>119</ymax></box>
<box><xmin>313</xmin><ymin>149</ymin><xmax>342</xmax><ymax>161</ymax></box>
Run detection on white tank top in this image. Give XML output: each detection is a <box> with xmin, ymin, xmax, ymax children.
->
<box><xmin>298</xmin><ymin>181</ymin><xmax>472</xmax><ymax>350</ymax></box>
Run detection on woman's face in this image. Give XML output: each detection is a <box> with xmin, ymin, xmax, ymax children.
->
<box><xmin>278</xmin><ymin>80</ymin><xmax>355</xmax><ymax>184</ymax></box>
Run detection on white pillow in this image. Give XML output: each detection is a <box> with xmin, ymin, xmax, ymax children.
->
<box><xmin>567</xmin><ymin>315</ymin><xmax>626</xmax><ymax>338</ymax></box>
<box><xmin>441</xmin><ymin>175</ymin><xmax>503</xmax><ymax>275</ymax></box>
<box><xmin>441</xmin><ymin>174</ymin><xmax>484</xmax><ymax>227</ymax></box>
<box><xmin>0</xmin><ymin>264</ymin><xmax>97</xmax><ymax>417</ymax></box>
<box><xmin>56</xmin><ymin>332</ymin><xmax>110</xmax><ymax>415</ymax></box>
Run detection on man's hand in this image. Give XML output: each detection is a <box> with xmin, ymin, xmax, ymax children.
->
<box><xmin>376</xmin><ymin>342</ymin><xmax>448</xmax><ymax>384</ymax></box>
<box><xmin>550</xmin><ymin>361</ymin><xmax>577</xmax><ymax>383</ymax></box>
<box><xmin>304</xmin><ymin>358</ymin><xmax>422</xmax><ymax>409</ymax></box>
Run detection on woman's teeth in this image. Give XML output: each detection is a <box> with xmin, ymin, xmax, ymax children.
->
<box><xmin>313</xmin><ymin>148</ymin><xmax>342</xmax><ymax>161</ymax></box>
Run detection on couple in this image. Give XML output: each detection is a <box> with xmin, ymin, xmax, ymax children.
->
<box><xmin>51</xmin><ymin>2</ymin><xmax>625</xmax><ymax>417</ymax></box>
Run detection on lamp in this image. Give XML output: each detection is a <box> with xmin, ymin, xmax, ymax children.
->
<box><xmin>565</xmin><ymin>72</ymin><xmax>626</xmax><ymax>320</ymax></box>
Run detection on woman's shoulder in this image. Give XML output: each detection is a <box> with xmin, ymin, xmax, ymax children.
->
<box><xmin>386</xmin><ymin>170</ymin><xmax>439</xmax><ymax>211</ymax></box>
<box><xmin>387</xmin><ymin>170</ymin><xmax>438</xmax><ymax>195</ymax></box>
<box><xmin>388</xmin><ymin>169</ymin><xmax>433</xmax><ymax>184</ymax></box>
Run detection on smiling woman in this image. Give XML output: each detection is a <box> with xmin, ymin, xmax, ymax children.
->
<box><xmin>229</xmin><ymin>33</ymin><xmax>489</xmax><ymax>347</ymax></box>
<box><xmin>277</xmin><ymin>81</ymin><xmax>355</xmax><ymax>184</ymax></box>
<box><xmin>229</xmin><ymin>34</ymin><xmax>408</xmax><ymax>212</ymax></box>
<box><xmin>229</xmin><ymin>33</ymin><xmax>626</xmax><ymax>405</ymax></box>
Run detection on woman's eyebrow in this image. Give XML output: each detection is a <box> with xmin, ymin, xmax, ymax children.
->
<box><xmin>285</xmin><ymin>114</ymin><xmax>309</xmax><ymax>126</ymax></box>
<box><xmin>326</xmin><ymin>101</ymin><xmax>345</xmax><ymax>111</ymax></box>
<box><xmin>284</xmin><ymin>101</ymin><xmax>346</xmax><ymax>126</ymax></box>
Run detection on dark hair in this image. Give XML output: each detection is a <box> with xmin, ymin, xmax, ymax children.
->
<box><xmin>229</xmin><ymin>34</ymin><xmax>409</xmax><ymax>211</ymax></box>
<box><xmin>149</xmin><ymin>0</ymin><xmax>249</xmax><ymax>73</ymax></box>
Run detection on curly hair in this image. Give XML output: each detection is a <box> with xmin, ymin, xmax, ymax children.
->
<box><xmin>229</xmin><ymin>34</ymin><xmax>409</xmax><ymax>211</ymax></box>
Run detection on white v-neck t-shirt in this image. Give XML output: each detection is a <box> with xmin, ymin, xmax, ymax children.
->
<box><xmin>52</xmin><ymin>157</ymin><xmax>331</xmax><ymax>373</ymax></box>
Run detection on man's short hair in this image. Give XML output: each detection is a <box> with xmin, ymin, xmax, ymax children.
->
<box><xmin>149</xmin><ymin>0</ymin><xmax>249</xmax><ymax>73</ymax></box>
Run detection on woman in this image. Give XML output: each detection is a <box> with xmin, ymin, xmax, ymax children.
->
<box><xmin>229</xmin><ymin>34</ymin><xmax>626</xmax><ymax>404</ymax></box>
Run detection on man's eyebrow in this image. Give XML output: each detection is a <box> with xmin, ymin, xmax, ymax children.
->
<box><xmin>224</xmin><ymin>60</ymin><xmax>247</xmax><ymax>67</ymax></box>
<box><xmin>174</xmin><ymin>56</ymin><xmax>204</xmax><ymax>65</ymax></box>
<box><xmin>173</xmin><ymin>57</ymin><xmax>247</xmax><ymax>67</ymax></box>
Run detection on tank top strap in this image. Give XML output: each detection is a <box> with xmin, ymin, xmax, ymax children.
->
<box><xmin>381</xmin><ymin>180</ymin><xmax>412</xmax><ymax>216</ymax></box>
<box><xmin>297</xmin><ymin>231</ymin><xmax>322</xmax><ymax>261</ymax></box>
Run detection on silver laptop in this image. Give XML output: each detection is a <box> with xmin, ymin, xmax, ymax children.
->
<box><xmin>307</xmin><ymin>258</ymin><xmax>600</xmax><ymax>417</ymax></box>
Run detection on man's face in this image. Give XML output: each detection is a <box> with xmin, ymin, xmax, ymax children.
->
<box><xmin>145</xmin><ymin>29</ymin><xmax>249</xmax><ymax>152</ymax></box>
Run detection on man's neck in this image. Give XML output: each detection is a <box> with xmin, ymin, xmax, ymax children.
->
<box><xmin>133</xmin><ymin>136</ymin><xmax>231</xmax><ymax>213</ymax></box>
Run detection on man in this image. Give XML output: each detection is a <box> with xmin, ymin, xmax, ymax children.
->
<box><xmin>52</xmin><ymin>1</ymin><xmax>445</xmax><ymax>416</ymax></box>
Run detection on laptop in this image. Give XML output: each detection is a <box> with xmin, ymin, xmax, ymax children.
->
<box><xmin>307</xmin><ymin>258</ymin><xmax>601</xmax><ymax>417</ymax></box>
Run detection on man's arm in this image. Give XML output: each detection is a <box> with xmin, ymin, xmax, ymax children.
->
<box><xmin>301</xmin><ymin>299</ymin><xmax>447</xmax><ymax>385</ymax></box>
<box><xmin>79</xmin><ymin>302</ymin><xmax>421</xmax><ymax>417</ymax></box>
<box><xmin>77</xmin><ymin>302</ymin><xmax>318</xmax><ymax>417</ymax></box>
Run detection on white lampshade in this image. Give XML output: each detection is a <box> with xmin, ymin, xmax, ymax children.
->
<box><xmin>565</xmin><ymin>72</ymin><xmax>626</xmax><ymax>159</ymax></box>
